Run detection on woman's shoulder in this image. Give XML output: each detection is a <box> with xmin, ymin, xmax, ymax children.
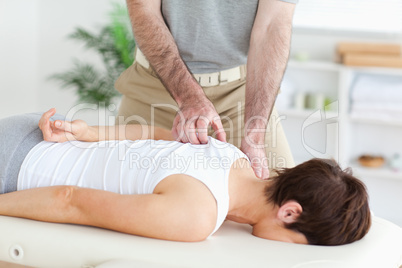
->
<box><xmin>154</xmin><ymin>173</ymin><xmax>217</xmax><ymax>239</ymax></box>
<box><xmin>205</xmin><ymin>137</ymin><xmax>249</xmax><ymax>159</ymax></box>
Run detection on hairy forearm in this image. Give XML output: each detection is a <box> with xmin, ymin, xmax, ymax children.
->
<box><xmin>127</xmin><ymin>0</ymin><xmax>205</xmax><ymax>106</ymax></box>
<box><xmin>244</xmin><ymin>20</ymin><xmax>293</xmax><ymax>142</ymax></box>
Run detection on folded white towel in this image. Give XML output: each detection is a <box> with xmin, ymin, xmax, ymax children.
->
<box><xmin>351</xmin><ymin>74</ymin><xmax>402</xmax><ymax>102</ymax></box>
<box><xmin>350</xmin><ymin>107</ymin><xmax>402</xmax><ymax>123</ymax></box>
<box><xmin>352</xmin><ymin>102</ymin><xmax>402</xmax><ymax>113</ymax></box>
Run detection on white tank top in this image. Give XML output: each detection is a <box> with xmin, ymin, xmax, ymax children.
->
<box><xmin>18</xmin><ymin>137</ymin><xmax>248</xmax><ymax>235</ymax></box>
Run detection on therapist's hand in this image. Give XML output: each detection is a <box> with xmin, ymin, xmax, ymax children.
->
<box><xmin>241</xmin><ymin>137</ymin><xmax>270</xmax><ymax>180</ymax></box>
<box><xmin>172</xmin><ymin>97</ymin><xmax>226</xmax><ymax>144</ymax></box>
<box><xmin>39</xmin><ymin>108</ymin><xmax>90</xmax><ymax>143</ymax></box>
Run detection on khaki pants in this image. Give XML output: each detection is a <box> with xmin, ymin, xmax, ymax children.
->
<box><xmin>115</xmin><ymin>62</ymin><xmax>295</xmax><ymax>170</ymax></box>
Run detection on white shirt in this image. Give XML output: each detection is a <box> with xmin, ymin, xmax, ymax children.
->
<box><xmin>18</xmin><ymin>137</ymin><xmax>248</xmax><ymax>235</ymax></box>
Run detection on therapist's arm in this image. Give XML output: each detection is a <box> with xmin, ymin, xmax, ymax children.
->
<box><xmin>39</xmin><ymin>108</ymin><xmax>173</xmax><ymax>142</ymax></box>
<box><xmin>126</xmin><ymin>0</ymin><xmax>225</xmax><ymax>144</ymax></box>
<box><xmin>127</xmin><ymin>0</ymin><xmax>203</xmax><ymax>104</ymax></box>
<box><xmin>241</xmin><ymin>0</ymin><xmax>295</xmax><ymax>179</ymax></box>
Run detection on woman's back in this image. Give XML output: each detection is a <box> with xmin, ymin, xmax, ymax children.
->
<box><xmin>18</xmin><ymin>137</ymin><xmax>248</xmax><ymax>235</ymax></box>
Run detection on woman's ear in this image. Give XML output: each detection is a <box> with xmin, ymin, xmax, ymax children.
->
<box><xmin>277</xmin><ymin>200</ymin><xmax>303</xmax><ymax>224</ymax></box>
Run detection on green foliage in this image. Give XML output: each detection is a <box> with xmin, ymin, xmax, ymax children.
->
<box><xmin>51</xmin><ymin>3</ymin><xmax>135</xmax><ymax>106</ymax></box>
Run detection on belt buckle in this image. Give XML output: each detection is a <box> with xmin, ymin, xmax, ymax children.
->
<box><xmin>197</xmin><ymin>75</ymin><xmax>215</xmax><ymax>87</ymax></box>
<box><xmin>218</xmin><ymin>72</ymin><xmax>228</xmax><ymax>85</ymax></box>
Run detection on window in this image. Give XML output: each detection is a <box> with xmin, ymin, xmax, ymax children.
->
<box><xmin>293</xmin><ymin>0</ymin><xmax>402</xmax><ymax>35</ymax></box>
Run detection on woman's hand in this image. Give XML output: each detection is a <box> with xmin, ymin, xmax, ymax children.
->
<box><xmin>38</xmin><ymin>108</ymin><xmax>91</xmax><ymax>142</ymax></box>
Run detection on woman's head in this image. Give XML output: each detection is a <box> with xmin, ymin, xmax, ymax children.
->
<box><xmin>265</xmin><ymin>158</ymin><xmax>371</xmax><ymax>246</ymax></box>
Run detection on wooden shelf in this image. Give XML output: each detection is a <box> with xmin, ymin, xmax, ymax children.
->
<box><xmin>350</xmin><ymin>163</ymin><xmax>402</xmax><ymax>181</ymax></box>
<box><xmin>292</xmin><ymin>159</ymin><xmax>402</xmax><ymax>182</ymax></box>
<box><xmin>287</xmin><ymin>60</ymin><xmax>341</xmax><ymax>72</ymax></box>
<box><xmin>288</xmin><ymin>60</ymin><xmax>402</xmax><ymax>76</ymax></box>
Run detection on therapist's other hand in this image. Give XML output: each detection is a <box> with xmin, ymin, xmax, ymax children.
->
<box><xmin>172</xmin><ymin>97</ymin><xmax>226</xmax><ymax>144</ymax></box>
<box><xmin>241</xmin><ymin>138</ymin><xmax>270</xmax><ymax>180</ymax></box>
<box><xmin>39</xmin><ymin>108</ymin><xmax>89</xmax><ymax>142</ymax></box>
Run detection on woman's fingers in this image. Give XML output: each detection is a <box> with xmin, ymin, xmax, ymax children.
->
<box><xmin>41</xmin><ymin>123</ymin><xmax>54</xmax><ymax>141</ymax></box>
<box><xmin>54</xmin><ymin>120</ymin><xmax>85</xmax><ymax>142</ymax></box>
<box><xmin>53</xmin><ymin>120</ymin><xmax>73</xmax><ymax>133</ymax></box>
<box><xmin>39</xmin><ymin>108</ymin><xmax>57</xmax><ymax>141</ymax></box>
<box><xmin>39</xmin><ymin>108</ymin><xmax>73</xmax><ymax>142</ymax></box>
<box><xmin>38</xmin><ymin>108</ymin><xmax>55</xmax><ymax>129</ymax></box>
<box><xmin>44</xmin><ymin>108</ymin><xmax>56</xmax><ymax>118</ymax></box>
<box><xmin>39</xmin><ymin>108</ymin><xmax>92</xmax><ymax>143</ymax></box>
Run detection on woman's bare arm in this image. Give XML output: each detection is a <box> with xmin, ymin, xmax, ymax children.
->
<box><xmin>84</xmin><ymin>124</ymin><xmax>173</xmax><ymax>142</ymax></box>
<box><xmin>39</xmin><ymin>108</ymin><xmax>173</xmax><ymax>142</ymax></box>
<box><xmin>0</xmin><ymin>184</ymin><xmax>212</xmax><ymax>242</ymax></box>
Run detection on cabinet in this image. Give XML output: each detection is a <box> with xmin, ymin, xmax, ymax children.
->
<box><xmin>277</xmin><ymin>60</ymin><xmax>402</xmax><ymax>225</ymax></box>
<box><xmin>278</xmin><ymin>60</ymin><xmax>402</xmax><ymax>180</ymax></box>
<box><xmin>277</xmin><ymin>60</ymin><xmax>342</xmax><ymax>164</ymax></box>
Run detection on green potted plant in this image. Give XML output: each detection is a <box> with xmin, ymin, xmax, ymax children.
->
<box><xmin>51</xmin><ymin>3</ymin><xmax>135</xmax><ymax>107</ymax></box>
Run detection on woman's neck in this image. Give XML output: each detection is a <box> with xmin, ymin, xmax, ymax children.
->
<box><xmin>227</xmin><ymin>159</ymin><xmax>273</xmax><ymax>225</ymax></box>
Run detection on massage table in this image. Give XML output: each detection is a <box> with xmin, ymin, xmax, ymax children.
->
<box><xmin>0</xmin><ymin>215</ymin><xmax>401</xmax><ymax>268</ymax></box>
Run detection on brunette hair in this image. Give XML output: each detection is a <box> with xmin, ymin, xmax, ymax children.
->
<box><xmin>265</xmin><ymin>158</ymin><xmax>371</xmax><ymax>246</ymax></box>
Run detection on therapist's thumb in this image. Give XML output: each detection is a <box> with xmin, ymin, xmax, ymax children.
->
<box><xmin>211</xmin><ymin>118</ymin><xmax>227</xmax><ymax>143</ymax></box>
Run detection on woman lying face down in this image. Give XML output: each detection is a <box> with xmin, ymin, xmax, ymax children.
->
<box><xmin>0</xmin><ymin>109</ymin><xmax>371</xmax><ymax>245</ymax></box>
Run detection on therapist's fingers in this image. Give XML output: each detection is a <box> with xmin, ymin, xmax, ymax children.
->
<box><xmin>171</xmin><ymin>116</ymin><xmax>179</xmax><ymax>140</ymax></box>
<box><xmin>195</xmin><ymin>117</ymin><xmax>209</xmax><ymax>144</ymax></box>
<box><xmin>172</xmin><ymin>112</ymin><xmax>187</xmax><ymax>142</ymax></box>
<box><xmin>184</xmin><ymin>117</ymin><xmax>200</xmax><ymax>144</ymax></box>
<box><xmin>175</xmin><ymin>117</ymin><xmax>189</xmax><ymax>143</ymax></box>
<box><xmin>260</xmin><ymin>165</ymin><xmax>270</xmax><ymax>180</ymax></box>
<box><xmin>251</xmin><ymin>157</ymin><xmax>270</xmax><ymax>180</ymax></box>
<box><xmin>211</xmin><ymin>117</ymin><xmax>227</xmax><ymax>143</ymax></box>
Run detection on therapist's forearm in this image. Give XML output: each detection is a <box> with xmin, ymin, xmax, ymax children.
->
<box><xmin>127</xmin><ymin>0</ymin><xmax>205</xmax><ymax>106</ymax></box>
<box><xmin>244</xmin><ymin>21</ymin><xmax>293</xmax><ymax>143</ymax></box>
